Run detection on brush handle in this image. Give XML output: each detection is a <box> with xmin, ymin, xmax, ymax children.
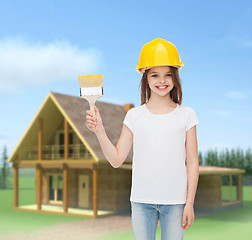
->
<box><xmin>82</xmin><ymin>95</ymin><xmax>102</xmax><ymax>118</ymax></box>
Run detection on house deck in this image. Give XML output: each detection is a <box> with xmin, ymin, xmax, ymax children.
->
<box><xmin>17</xmin><ymin>204</ymin><xmax>116</xmax><ymax>218</ymax></box>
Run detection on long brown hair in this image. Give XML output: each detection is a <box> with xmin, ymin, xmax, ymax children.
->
<box><xmin>138</xmin><ymin>66</ymin><xmax>183</xmax><ymax>106</ymax></box>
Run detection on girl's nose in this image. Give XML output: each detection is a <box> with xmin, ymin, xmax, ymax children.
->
<box><xmin>159</xmin><ymin>78</ymin><xmax>166</xmax><ymax>83</ymax></box>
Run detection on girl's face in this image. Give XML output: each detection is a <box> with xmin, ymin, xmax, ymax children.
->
<box><xmin>147</xmin><ymin>66</ymin><xmax>174</xmax><ymax>97</ymax></box>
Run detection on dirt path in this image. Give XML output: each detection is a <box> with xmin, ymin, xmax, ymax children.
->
<box><xmin>1</xmin><ymin>211</ymin><xmax>210</xmax><ymax>240</ymax></box>
<box><xmin>1</xmin><ymin>214</ymin><xmax>133</xmax><ymax>240</ymax></box>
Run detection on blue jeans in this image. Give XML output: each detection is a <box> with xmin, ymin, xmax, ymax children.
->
<box><xmin>131</xmin><ymin>201</ymin><xmax>185</xmax><ymax>240</ymax></box>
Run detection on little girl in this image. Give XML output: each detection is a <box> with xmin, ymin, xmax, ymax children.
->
<box><xmin>86</xmin><ymin>38</ymin><xmax>199</xmax><ymax>240</ymax></box>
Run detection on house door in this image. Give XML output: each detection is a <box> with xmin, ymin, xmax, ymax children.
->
<box><xmin>48</xmin><ymin>174</ymin><xmax>63</xmax><ymax>204</ymax></box>
<box><xmin>78</xmin><ymin>175</ymin><xmax>89</xmax><ymax>208</ymax></box>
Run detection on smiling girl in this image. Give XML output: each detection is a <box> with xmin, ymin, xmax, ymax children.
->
<box><xmin>86</xmin><ymin>38</ymin><xmax>199</xmax><ymax>240</ymax></box>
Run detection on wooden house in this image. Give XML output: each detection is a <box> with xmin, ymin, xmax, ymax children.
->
<box><xmin>8</xmin><ymin>91</ymin><xmax>245</xmax><ymax>218</ymax></box>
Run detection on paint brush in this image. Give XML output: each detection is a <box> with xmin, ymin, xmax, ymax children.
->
<box><xmin>78</xmin><ymin>74</ymin><xmax>103</xmax><ymax>119</ymax></box>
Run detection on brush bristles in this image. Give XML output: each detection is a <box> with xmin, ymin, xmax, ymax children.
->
<box><xmin>79</xmin><ymin>75</ymin><xmax>103</xmax><ymax>88</ymax></box>
<box><xmin>80</xmin><ymin>87</ymin><xmax>103</xmax><ymax>96</ymax></box>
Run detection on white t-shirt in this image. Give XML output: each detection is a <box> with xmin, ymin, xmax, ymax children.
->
<box><xmin>123</xmin><ymin>103</ymin><xmax>199</xmax><ymax>204</ymax></box>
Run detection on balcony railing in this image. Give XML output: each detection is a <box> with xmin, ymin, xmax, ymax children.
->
<box><xmin>20</xmin><ymin>144</ymin><xmax>93</xmax><ymax>160</ymax></box>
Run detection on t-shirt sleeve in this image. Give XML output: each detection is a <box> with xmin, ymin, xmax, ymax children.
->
<box><xmin>123</xmin><ymin>108</ymin><xmax>134</xmax><ymax>133</ymax></box>
<box><xmin>185</xmin><ymin>107</ymin><xmax>199</xmax><ymax>131</ymax></box>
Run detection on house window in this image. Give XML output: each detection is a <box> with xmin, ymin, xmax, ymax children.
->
<box><xmin>57</xmin><ymin>175</ymin><xmax>63</xmax><ymax>201</ymax></box>
<box><xmin>49</xmin><ymin>175</ymin><xmax>55</xmax><ymax>200</ymax></box>
<box><xmin>48</xmin><ymin>174</ymin><xmax>63</xmax><ymax>204</ymax></box>
<box><xmin>59</xmin><ymin>132</ymin><xmax>74</xmax><ymax>159</ymax></box>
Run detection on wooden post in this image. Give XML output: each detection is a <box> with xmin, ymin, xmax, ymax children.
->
<box><xmin>64</xmin><ymin>118</ymin><xmax>69</xmax><ymax>160</ymax></box>
<box><xmin>93</xmin><ymin>168</ymin><xmax>98</xmax><ymax>218</ymax></box>
<box><xmin>229</xmin><ymin>174</ymin><xmax>232</xmax><ymax>202</ymax></box>
<box><xmin>63</xmin><ymin>164</ymin><xmax>68</xmax><ymax>213</ymax></box>
<box><xmin>37</xmin><ymin>119</ymin><xmax>43</xmax><ymax>210</ymax></box>
<box><xmin>36</xmin><ymin>164</ymin><xmax>42</xmax><ymax>210</ymax></box>
<box><xmin>13</xmin><ymin>164</ymin><xmax>19</xmax><ymax>208</ymax></box>
<box><xmin>63</xmin><ymin>118</ymin><xmax>69</xmax><ymax>213</ymax></box>
<box><xmin>38</xmin><ymin>118</ymin><xmax>43</xmax><ymax>160</ymax></box>
<box><xmin>237</xmin><ymin>174</ymin><xmax>242</xmax><ymax>202</ymax></box>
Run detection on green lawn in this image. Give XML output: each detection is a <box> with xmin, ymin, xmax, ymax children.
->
<box><xmin>0</xmin><ymin>173</ymin><xmax>88</xmax><ymax>235</ymax></box>
<box><xmin>1</xmin><ymin>171</ymin><xmax>252</xmax><ymax>239</ymax></box>
<box><xmin>99</xmin><ymin>186</ymin><xmax>252</xmax><ymax>240</ymax></box>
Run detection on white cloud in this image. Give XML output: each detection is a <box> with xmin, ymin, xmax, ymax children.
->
<box><xmin>0</xmin><ymin>134</ymin><xmax>8</xmax><ymax>140</ymax></box>
<box><xmin>214</xmin><ymin>110</ymin><xmax>231</xmax><ymax>116</ymax></box>
<box><xmin>0</xmin><ymin>37</ymin><xmax>104</xmax><ymax>96</ymax></box>
<box><xmin>224</xmin><ymin>90</ymin><xmax>249</xmax><ymax>100</ymax></box>
<box><xmin>239</xmin><ymin>39</ymin><xmax>252</xmax><ymax>48</ymax></box>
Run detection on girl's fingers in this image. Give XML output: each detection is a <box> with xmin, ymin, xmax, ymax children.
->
<box><xmin>87</xmin><ymin>120</ymin><xmax>96</xmax><ymax>127</ymax></box>
<box><xmin>86</xmin><ymin>116</ymin><xmax>97</xmax><ymax>124</ymax></box>
<box><xmin>88</xmin><ymin>120</ymin><xmax>95</xmax><ymax>124</ymax></box>
<box><xmin>85</xmin><ymin>112</ymin><xmax>98</xmax><ymax>131</ymax></box>
<box><xmin>87</xmin><ymin>124</ymin><xmax>96</xmax><ymax>130</ymax></box>
<box><xmin>86</xmin><ymin>115</ymin><xmax>94</xmax><ymax>120</ymax></box>
<box><xmin>87</xmin><ymin>120</ymin><xmax>97</xmax><ymax>126</ymax></box>
<box><xmin>86</xmin><ymin>110</ymin><xmax>93</xmax><ymax>118</ymax></box>
<box><xmin>86</xmin><ymin>118</ymin><xmax>95</xmax><ymax>123</ymax></box>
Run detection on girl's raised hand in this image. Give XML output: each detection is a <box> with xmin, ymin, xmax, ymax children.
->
<box><xmin>85</xmin><ymin>106</ymin><xmax>104</xmax><ymax>134</ymax></box>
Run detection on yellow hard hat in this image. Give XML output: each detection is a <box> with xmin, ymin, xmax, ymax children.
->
<box><xmin>136</xmin><ymin>38</ymin><xmax>184</xmax><ymax>74</ymax></box>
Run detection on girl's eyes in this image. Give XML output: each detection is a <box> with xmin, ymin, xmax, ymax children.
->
<box><xmin>151</xmin><ymin>74</ymin><xmax>171</xmax><ymax>77</ymax></box>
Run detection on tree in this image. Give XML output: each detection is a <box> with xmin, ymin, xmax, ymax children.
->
<box><xmin>244</xmin><ymin>148</ymin><xmax>252</xmax><ymax>175</ymax></box>
<box><xmin>0</xmin><ymin>145</ymin><xmax>11</xmax><ymax>189</ymax></box>
<box><xmin>198</xmin><ymin>151</ymin><xmax>203</xmax><ymax>165</ymax></box>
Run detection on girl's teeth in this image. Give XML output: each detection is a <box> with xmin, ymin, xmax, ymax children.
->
<box><xmin>156</xmin><ymin>86</ymin><xmax>168</xmax><ymax>89</ymax></box>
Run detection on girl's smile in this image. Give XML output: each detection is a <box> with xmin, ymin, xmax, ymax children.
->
<box><xmin>147</xmin><ymin>66</ymin><xmax>174</xmax><ymax>96</ymax></box>
<box><xmin>156</xmin><ymin>85</ymin><xmax>169</xmax><ymax>90</ymax></box>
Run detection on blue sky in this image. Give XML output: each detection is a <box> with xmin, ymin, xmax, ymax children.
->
<box><xmin>0</xmin><ymin>0</ymin><xmax>251</xmax><ymax>159</ymax></box>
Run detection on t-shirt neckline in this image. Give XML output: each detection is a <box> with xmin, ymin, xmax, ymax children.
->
<box><xmin>143</xmin><ymin>103</ymin><xmax>179</xmax><ymax>116</ymax></box>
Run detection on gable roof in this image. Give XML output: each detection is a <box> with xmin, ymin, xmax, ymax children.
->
<box><xmin>8</xmin><ymin>91</ymin><xmax>133</xmax><ymax>163</ymax></box>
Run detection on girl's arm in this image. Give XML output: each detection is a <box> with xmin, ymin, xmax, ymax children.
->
<box><xmin>185</xmin><ymin>125</ymin><xmax>199</xmax><ymax>206</ymax></box>
<box><xmin>95</xmin><ymin>125</ymin><xmax>133</xmax><ymax>168</ymax></box>
<box><xmin>86</xmin><ymin>106</ymin><xmax>133</xmax><ymax>168</ymax></box>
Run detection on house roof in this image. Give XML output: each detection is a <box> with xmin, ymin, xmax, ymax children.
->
<box><xmin>7</xmin><ymin>91</ymin><xmax>246</xmax><ymax>175</ymax></box>
<box><xmin>8</xmin><ymin>91</ymin><xmax>133</xmax><ymax>164</ymax></box>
